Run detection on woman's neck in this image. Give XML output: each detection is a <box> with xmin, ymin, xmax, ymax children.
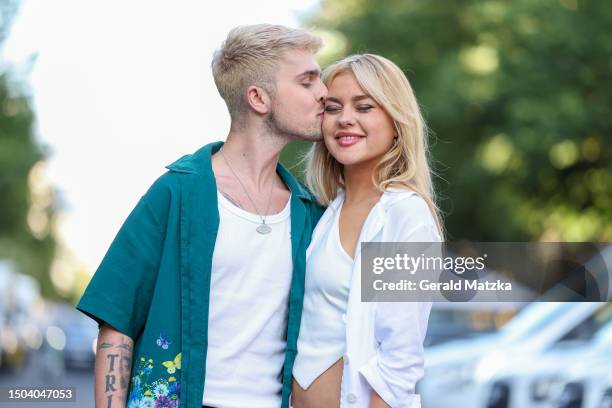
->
<box><xmin>343</xmin><ymin>163</ymin><xmax>382</xmax><ymax>206</ymax></box>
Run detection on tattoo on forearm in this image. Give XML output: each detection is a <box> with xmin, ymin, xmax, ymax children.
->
<box><xmin>100</xmin><ymin>336</ymin><xmax>133</xmax><ymax>408</ymax></box>
<box><xmin>106</xmin><ymin>353</ymin><xmax>118</xmax><ymax>391</ymax></box>
<box><xmin>117</xmin><ymin>343</ymin><xmax>132</xmax><ymax>352</ymax></box>
<box><xmin>119</xmin><ymin>352</ymin><xmax>131</xmax><ymax>389</ymax></box>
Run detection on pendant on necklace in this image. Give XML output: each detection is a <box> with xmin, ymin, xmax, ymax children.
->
<box><xmin>256</xmin><ymin>223</ymin><xmax>272</xmax><ymax>234</ymax></box>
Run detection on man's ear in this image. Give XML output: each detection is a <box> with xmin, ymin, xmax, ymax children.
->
<box><xmin>245</xmin><ymin>85</ymin><xmax>271</xmax><ymax>115</ymax></box>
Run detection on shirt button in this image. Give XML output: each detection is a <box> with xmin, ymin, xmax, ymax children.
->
<box><xmin>347</xmin><ymin>393</ymin><xmax>358</xmax><ymax>403</ymax></box>
<box><xmin>343</xmin><ymin>354</ymin><xmax>350</xmax><ymax>365</ymax></box>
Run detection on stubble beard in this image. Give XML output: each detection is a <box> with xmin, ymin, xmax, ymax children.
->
<box><xmin>265</xmin><ymin>111</ymin><xmax>323</xmax><ymax>142</ymax></box>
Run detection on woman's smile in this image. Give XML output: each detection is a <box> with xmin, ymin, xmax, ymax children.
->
<box><xmin>334</xmin><ymin>131</ymin><xmax>366</xmax><ymax>147</ymax></box>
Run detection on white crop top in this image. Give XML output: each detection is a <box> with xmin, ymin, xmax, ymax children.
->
<box><xmin>293</xmin><ymin>196</ymin><xmax>352</xmax><ymax>390</ymax></box>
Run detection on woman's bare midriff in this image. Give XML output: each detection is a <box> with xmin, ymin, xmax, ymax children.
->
<box><xmin>291</xmin><ymin>358</ymin><xmax>344</xmax><ymax>408</ymax></box>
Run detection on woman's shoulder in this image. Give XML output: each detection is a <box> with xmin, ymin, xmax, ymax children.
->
<box><xmin>381</xmin><ymin>188</ymin><xmax>428</xmax><ymax>213</ymax></box>
<box><xmin>381</xmin><ymin>188</ymin><xmax>438</xmax><ymax>232</ymax></box>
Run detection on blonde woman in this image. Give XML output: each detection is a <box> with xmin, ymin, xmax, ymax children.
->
<box><xmin>291</xmin><ymin>54</ymin><xmax>443</xmax><ymax>408</ymax></box>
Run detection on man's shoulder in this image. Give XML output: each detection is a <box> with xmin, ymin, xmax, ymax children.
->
<box><xmin>146</xmin><ymin>170</ymin><xmax>178</xmax><ymax>194</ymax></box>
<box><xmin>165</xmin><ymin>153</ymin><xmax>197</xmax><ymax>175</ymax></box>
<box><xmin>164</xmin><ymin>141</ymin><xmax>223</xmax><ymax>175</ymax></box>
<box><xmin>146</xmin><ymin>141</ymin><xmax>222</xmax><ymax>195</ymax></box>
<box><xmin>140</xmin><ymin>164</ymin><xmax>190</xmax><ymax>208</ymax></box>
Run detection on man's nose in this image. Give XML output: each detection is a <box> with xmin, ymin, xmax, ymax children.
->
<box><xmin>317</xmin><ymin>81</ymin><xmax>328</xmax><ymax>104</ymax></box>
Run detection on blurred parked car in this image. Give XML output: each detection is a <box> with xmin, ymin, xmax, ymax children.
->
<box><xmin>597</xmin><ymin>377</ymin><xmax>612</xmax><ymax>408</ymax></box>
<box><xmin>60</xmin><ymin>308</ymin><xmax>98</xmax><ymax>370</ymax></box>
<box><xmin>0</xmin><ymin>260</ymin><xmax>41</xmax><ymax>373</ymax></box>
<box><xmin>420</xmin><ymin>301</ymin><xmax>604</xmax><ymax>408</ymax></box>
<box><xmin>425</xmin><ymin>302</ymin><xmax>519</xmax><ymax>347</ymax></box>
<box><xmin>484</xmin><ymin>302</ymin><xmax>612</xmax><ymax>408</ymax></box>
<box><xmin>557</xmin><ymin>365</ymin><xmax>612</xmax><ymax>408</ymax></box>
<box><xmin>553</xmin><ymin>323</ymin><xmax>612</xmax><ymax>408</ymax></box>
<box><xmin>41</xmin><ymin>302</ymin><xmax>98</xmax><ymax>372</ymax></box>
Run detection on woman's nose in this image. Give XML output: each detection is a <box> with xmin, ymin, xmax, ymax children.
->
<box><xmin>338</xmin><ymin>110</ymin><xmax>355</xmax><ymax>127</ymax></box>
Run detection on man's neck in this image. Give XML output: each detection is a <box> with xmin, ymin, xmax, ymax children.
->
<box><xmin>215</xmin><ymin>128</ymin><xmax>288</xmax><ymax>190</ymax></box>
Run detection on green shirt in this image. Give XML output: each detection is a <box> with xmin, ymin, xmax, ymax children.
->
<box><xmin>77</xmin><ymin>141</ymin><xmax>324</xmax><ymax>408</ymax></box>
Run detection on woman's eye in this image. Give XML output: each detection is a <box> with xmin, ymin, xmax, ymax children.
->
<box><xmin>324</xmin><ymin>105</ymin><xmax>341</xmax><ymax>113</ymax></box>
<box><xmin>356</xmin><ymin>105</ymin><xmax>373</xmax><ymax>112</ymax></box>
<box><xmin>301</xmin><ymin>82</ymin><xmax>312</xmax><ymax>88</ymax></box>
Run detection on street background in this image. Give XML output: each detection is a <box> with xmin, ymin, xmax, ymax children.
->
<box><xmin>0</xmin><ymin>1</ymin><xmax>610</xmax><ymax>407</ymax></box>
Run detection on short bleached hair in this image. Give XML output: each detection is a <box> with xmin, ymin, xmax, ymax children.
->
<box><xmin>212</xmin><ymin>24</ymin><xmax>322</xmax><ymax>123</ymax></box>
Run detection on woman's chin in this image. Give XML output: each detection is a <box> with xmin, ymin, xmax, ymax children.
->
<box><xmin>330</xmin><ymin>155</ymin><xmax>360</xmax><ymax>167</ymax></box>
<box><xmin>332</xmin><ymin>152</ymin><xmax>383</xmax><ymax>169</ymax></box>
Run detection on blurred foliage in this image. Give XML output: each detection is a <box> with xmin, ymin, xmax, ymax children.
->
<box><xmin>291</xmin><ymin>0</ymin><xmax>611</xmax><ymax>241</ymax></box>
<box><xmin>1</xmin><ymin>0</ymin><xmax>58</xmax><ymax>298</ymax></box>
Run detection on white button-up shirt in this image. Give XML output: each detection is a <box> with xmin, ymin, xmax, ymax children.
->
<box><xmin>303</xmin><ymin>189</ymin><xmax>439</xmax><ymax>408</ymax></box>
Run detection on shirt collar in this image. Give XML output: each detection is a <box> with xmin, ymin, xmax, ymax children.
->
<box><xmin>165</xmin><ymin>141</ymin><xmax>313</xmax><ymax>202</ymax></box>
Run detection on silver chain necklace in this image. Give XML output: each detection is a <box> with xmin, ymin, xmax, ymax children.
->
<box><xmin>219</xmin><ymin>148</ymin><xmax>275</xmax><ymax>235</ymax></box>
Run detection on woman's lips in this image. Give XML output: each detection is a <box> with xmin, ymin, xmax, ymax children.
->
<box><xmin>335</xmin><ymin>132</ymin><xmax>365</xmax><ymax>147</ymax></box>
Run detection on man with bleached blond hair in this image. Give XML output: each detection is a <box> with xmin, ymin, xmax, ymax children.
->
<box><xmin>77</xmin><ymin>24</ymin><xmax>327</xmax><ymax>408</ymax></box>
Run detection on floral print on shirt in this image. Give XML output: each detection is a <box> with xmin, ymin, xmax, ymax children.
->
<box><xmin>127</xmin><ymin>351</ymin><xmax>181</xmax><ymax>408</ymax></box>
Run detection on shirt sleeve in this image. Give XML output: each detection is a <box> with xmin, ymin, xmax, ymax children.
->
<box><xmin>76</xmin><ymin>175</ymin><xmax>171</xmax><ymax>340</ymax></box>
<box><xmin>359</xmin><ymin>195</ymin><xmax>440</xmax><ymax>408</ymax></box>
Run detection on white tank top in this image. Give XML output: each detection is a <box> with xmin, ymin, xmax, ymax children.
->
<box><xmin>293</xmin><ymin>197</ymin><xmax>352</xmax><ymax>389</ymax></box>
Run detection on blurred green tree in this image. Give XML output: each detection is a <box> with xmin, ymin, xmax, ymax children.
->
<box><xmin>1</xmin><ymin>0</ymin><xmax>57</xmax><ymax>298</ymax></box>
<box><xmin>292</xmin><ymin>0</ymin><xmax>611</xmax><ymax>241</ymax></box>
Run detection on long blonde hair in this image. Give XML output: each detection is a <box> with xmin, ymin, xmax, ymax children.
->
<box><xmin>306</xmin><ymin>53</ymin><xmax>444</xmax><ymax>237</ymax></box>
